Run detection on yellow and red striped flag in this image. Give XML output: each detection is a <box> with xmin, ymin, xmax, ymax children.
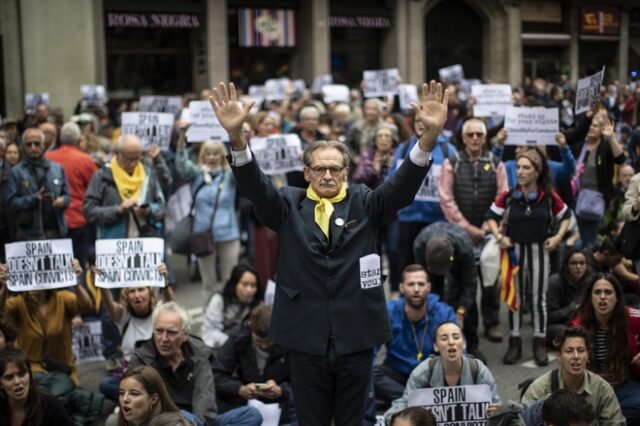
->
<box><xmin>499</xmin><ymin>248</ymin><xmax>519</xmax><ymax>312</ymax></box>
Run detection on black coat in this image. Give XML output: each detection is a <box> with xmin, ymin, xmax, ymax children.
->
<box><xmin>231</xmin><ymin>154</ymin><xmax>430</xmax><ymax>355</ymax></box>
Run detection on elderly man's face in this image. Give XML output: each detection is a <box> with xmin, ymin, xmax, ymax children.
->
<box><xmin>153</xmin><ymin>311</ymin><xmax>188</xmax><ymax>360</ymax></box>
<box><xmin>303</xmin><ymin>147</ymin><xmax>347</xmax><ymax>198</ymax></box>
<box><xmin>301</xmin><ymin>114</ymin><xmax>319</xmax><ymax>133</ymax></box>
<box><xmin>39</xmin><ymin>124</ymin><xmax>57</xmax><ymax>150</ymax></box>
<box><xmin>364</xmin><ymin>102</ymin><xmax>380</xmax><ymax>123</ymax></box>
<box><xmin>462</xmin><ymin>121</ymin><xmax>486</xmax><ymax>157</ymax></box>
<box><xmin>24</xmin><ymin>136</ymin><xmax>45</xmax><ymax>160</ymax></box>
<box><xmin>117</xmin><ymin>142</ymin><xmax>143</xmax><ymax>175</ymax></box>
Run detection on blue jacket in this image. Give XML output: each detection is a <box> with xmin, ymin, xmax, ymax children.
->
<box><xmin>6</xmin><ymin>158</ymin><xmax>70</xmax><ymax>239</ymax></box>
<box><xmin>493</xmin><ymin>145</ymin><xmax>576</xmax><ymax>188</ymax></box>
<box><xmin>384</xmin><ymin>294</ymin><xmax>456</xmax><ymax>376</ymax></box>
<box><xmin>175</xmin><ymin>150</ymin><xmax>240</xmax><ymax>242</ymax></box>
<box><xmin>388</xmin><ymin>134</ymin><xmax>456</xmax><ymax>223</ymax></box>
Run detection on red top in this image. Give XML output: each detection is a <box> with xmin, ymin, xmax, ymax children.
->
<box><xmin>46</xmin><ymin>145</ymin><xmax>97</xmax><ymax>229</ymax></box>
<box><xmin>571</xmin><ymin>306</ymin><xmax>640</xmax><ymax>380</ymax></box>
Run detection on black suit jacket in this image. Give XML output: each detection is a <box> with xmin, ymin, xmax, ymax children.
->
<box><xmin>232</xmin><ymin>154</ymin><xmax>431</xmax><ymax>355</ymax></box>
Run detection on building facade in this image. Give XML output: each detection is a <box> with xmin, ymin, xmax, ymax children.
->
<box><xmin>0</xmin><ymin>0</ymin><xmax>638</xmax><ymax>117</ymax></box>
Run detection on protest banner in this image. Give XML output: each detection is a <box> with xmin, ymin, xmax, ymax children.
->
<box><xmin>322</xmin><ymin>85</ymin><xmax>350</xmax><ymax>103</ymax></box>
<box><xmin>80</xmin><ymin>85</ymin><xmax>107</xmax><ymax>106</ymax></box>
<box><xmin>408</xmin><ymin>384</ymin><xmax>492</xmax><ymax>426</ymax></box>
<box><xmin>139</xmin><ymin>96</ymin><xmax>182</xmax><ymax>117</ymax></box>
<box><xmin>575</xmin><ymin>67</ymin><xmax>605</xmax><ymax>115</ymax></box>
<box><xmin>121</xmin><ymin>112</ymin><xmax>174</xmax><ymax>150</ymax></box>
<box><xmin>472</xmin><ymin>84</ymin><xmax>513</xmax><ymax>117</ymax></box>
<box><xmin>6</xmin><ymin>239</ymin><xmax>75</xmax><ymax>292</ymax></box>
<box><xmin>72</xmin><ymin>320</ymin><xmax>105</xmax><ymax>365</ymax></box>
<box><xmin>292</xmin><ymin>79</ymin><xmax>306</xmax><ymax>97</ymax></box>
<box><xmin>185</xmin><ymin>101</ymin><xmax>229</xmax><ymax>142</ymax></box>
<box><xmin>265</xmin><ymin>78</ymin><xmax>290</xmax><ymax>101</ymax></box>
<box><xmin>24</xmin><ymin>93</ymin><xmax>50</xmax><ymax>114</ymax></box>
<box><xmin>459</xmin><ymin>79</ymin><xmax>482</xmax><ymax>95</ymax></box>
<box><xmin>504</xmin><ymin>106</ymin><xmax>559</xmax><ymax>146</ymax></box>
<box><xmin>438</xmin><ymin>64</ymin><xmax>464</xmax><ymax>84</ymax></box>
<box><xmin>363</xmin><ymin>68</ymin><xmax>399</xmax><ymax>98</ymax></box>
<box><xmin>311</xmin><ymin>74</ymin><xmax>333</xmax><ymax>94</ymax></box>
<box><xmin>248</xmin><ymin>85</ymin><xmax>267</xmax><ymax>105</ymax></box>
<box><xmin>94</xmin><ymin>238</ymin><xmax>165</xmax><ymax>289</ymax></box>
<box><xmin>250</xmin><ymin>134</ymin><xmax>304</xmax><ymax>175</ymax></box>
<box><xmin>398</xmin><ymin>84</ymin><xmax>419</xmax><ymax>111</ymax></box>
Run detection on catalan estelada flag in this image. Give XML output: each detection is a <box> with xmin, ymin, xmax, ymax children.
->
<box><xmin>499</xmin><ymin>248</ymin><xmax>519</xmax><ymax>312</ymax></box>
<box><xmin>239</xmin><ymin>9</ymin><xmax>296</xmax><ymax>47</ymax></box>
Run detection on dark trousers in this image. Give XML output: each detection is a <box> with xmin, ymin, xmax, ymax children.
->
<box><xmin>398</xmin><ymin>221</ymin><xmax>431</xmax><ymax>271</ymax></box>
<box><xmin>372</xmin><ymin>364</ymin><xmax>408</xmax><ymax>406</ymax></box>
<box><xmin>68</xmin><ymin>225</ymin><xmax>95</xmax><ymax>268</ymax></box>
<box><xmin>289</xmin><ymin>345</ymin><xmax>372</xmax><ymax>426</ymax></box>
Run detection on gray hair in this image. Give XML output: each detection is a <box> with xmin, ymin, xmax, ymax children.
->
<box><xmin>364</xmin><ymin>98</ymin><xmax>384</xmax><ymax>112</ymax></box>
<box><xmin>115</xmin><ymin>134</ymin><xmax>143</xmax><ymax>152</ymax></box>
<box><xmin>152</xmin><ymin>301</ymin><xmax>191</xmax><ymax>332</ymax></box>
<box><xmin>60</xmin><ymin>122</ymin><xmax>81</xmax><ymax>145</ymax></box>
<box><xmin>303</xmin><ymin>140</ymin><xmax>351</xmax><ymax>168</ymax></box>
<box><xmin>375</xmin><ymin>123</ymin><xmax>399</xmax><ymax>143</ymax></box>
<box><xmin>334</xmin><ymin>103</ymin><xmax>351</xmax><ymax>115</ymax></box>
<box><xmin>300</xmin><ymin>106</ymin><xmax>320</xmax><ymax>119</ymax></box>
<box><xmin>461</xmin><ymin>118</ymin><xmax>487</xmax><ymax>136</ymax></box>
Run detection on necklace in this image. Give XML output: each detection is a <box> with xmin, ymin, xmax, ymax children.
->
<box><xmin>407</xmin><ymin>312</ymin><xmax>429</xmax><ymax>361</ymax></box>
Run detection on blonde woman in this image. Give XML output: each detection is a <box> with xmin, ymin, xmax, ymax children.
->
<box><xmin>176</xmin><ymin>135</ymin><xmax>240</xmax><ymax>298</ymax></box>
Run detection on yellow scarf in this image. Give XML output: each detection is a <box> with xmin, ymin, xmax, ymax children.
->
<box><xmin>110</xmin><ymin>156</ymin><xmax>145</xmax><ymax>201</ymax></box>
<box><xmin>306</xmin><ymin>184</ymin><xmax>347</xmax><ymax>238</ymax></box>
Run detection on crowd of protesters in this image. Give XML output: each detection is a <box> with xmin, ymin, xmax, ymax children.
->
<box><xmin>0</xmin><ymin>73</ymin><xmax>639</xmax><ymax>425</ymax></box>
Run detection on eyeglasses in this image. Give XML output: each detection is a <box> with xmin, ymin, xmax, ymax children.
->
<box><xmin>310</xmin><ymin>166</ymin><xmax>344</xmax><ymax>177</ymax></box>
<box><xmin>464</xmin><ymin>132</ymin><xmax>485</xmax><ymax>139</ymax></box>
<box><xmin>568</xmin><ymin>260</ymin><xmax>587</xmax><ymax>266</ymax></box>
<box><xmin>24</xmin><ymin>141</ymin><xmax>42</xmax><ymax>147</ymax></box>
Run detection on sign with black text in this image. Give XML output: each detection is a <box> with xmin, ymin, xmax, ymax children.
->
<box><xmin>408</xmin><ymin>384</ymin><xmax>492</xmax><ymax>425</ymax></box>
<box><xmin>185</xmin><ymin>101</ymin><xmax>229</xmax><ymax>142</ymax></box>
<box><xmin>504</xmin><ymin>107</ymin><xmax>559</xmax><ymax>146</ymax></box>
<box><xmin>121</xmin><ymin>112</ymin><xmax>174</xmax><ymax>150</ymax></box>
<box><xmin>265</xmin><ymin>78</ymin><xmax>290</xmax><ymax>101</ymax></box>
<box><xmin>472</xmin><ymin>84</ymin><xmax>513</xmax><ymax>117</ymax></box>
<box><xmin>250</xmin><ymin>134</ymin><xmax>304</xmax><ymax>175</ymax></box>
<box><xmin>80</xmin><ymin>85</ymin><xmax>107</xmax><ymax>106</ymax></box>
<box><xmin>575</xmin><ymin>67</ymin><xmax>605</xmax><ymax>115</ymax></box>
<box><xmin>363</xmin><ymin>68</ymin><xmax>399</xmax><ymax>98</ymax></box>
<box><xmin>6</xmin><ymin>239</ymin><xmax>75</xmax><ymax>292</ymax></box>
<box><xmin>25</xmin><ymin>93</ymin><xmax>50</xmax><ymax>114</ymax></box>
<box><xmin>72</xmin><ymin>320</ymin><xmax>105</xmax><ymax>365</ymax></box>
<box><xmin>139</xmin><ymin>96</ymin><xmax>182</xmax><ymax>117</ymax></box>
<box><xmin>439</xmin><ymin>64</ymin><xmax>464</xmax><ymax>84</ymax></box>
<box><xmin>95</xmin><ymin>238</ymin><xmax>165</xmax><ymax>288</ymax></box>
<box><xmin>311</xmin><ymin>74</ymin><xmax>333</xmax><ymax>94</ymax></box>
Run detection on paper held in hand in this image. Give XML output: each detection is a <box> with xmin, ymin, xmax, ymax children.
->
<box><xmin>575</xmin><ymin>67</ymin><xmax>605</xmax><ymax>115</ymax></box>
<box><xmin>121</xmin><ymin>112</ymin><xmax>174</xmax><ymax>150</ymax></box>
<box><xmin>250</xmin><ymin>134</ymin><xmax>304</xmax><ymax>175</ymax></box>
<box><xmin>504</xmin><ymin>106</ymin><xmax>559</xmax><ymax>146</ymax></box>
<box><xmin>408</xmin><ymin>384</ymin><xmax>492</xmax><ymax>425</ymax></box>
<box><xmin>472</xmin><ymin>84</ymin><xmax>513</xmax><ymax>117</ymax></box>
<box><xmin>6</xmin><ymin>239</ymin><xmax>76</xmax><ymax>292</ymax></box>
<box><xmin>363</xmin><ymin>68</ymin><xmax>399</xmax><ymax>98</ymax></box>
<box><xmin>185</xmin><ymin>101</ymin><xmax>230</xmax><ymax>142</ymax></box>
<box><xmin>94</xmin><ymin>238</ymin><xmax>165</xmax><ymax>289</ymax></box>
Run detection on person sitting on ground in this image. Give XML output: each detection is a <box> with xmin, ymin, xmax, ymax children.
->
<box><xmin>570</xmin><ymin>273</ymin><xmax>640</xmax><ymax>424</ymax></box>
<box><xmin>116</xmin><ymin>365</ymin><xmax>181</xmax><ymax>426</ymax></box>
<box><xmin>95</xmin><ymin>262</ymin><xmax>174</xmax><ymax>401</ymax></box>
<box><xmin>384</xmin><ymin>321</ymin><xmax>500</xmax><ymax>423</ymax></box>
<box><xmin>373</xmin><ymin>264</ymin><xmax>456</xmax><ymax>407</ymax></box>
<box><xmin>0</xmin><ymin>346</ymin><xmax>73</xmax><ymax>426</ymax></box>
<box><xmin>522</xmin><ymin>325</ymin><xmax>624</xmax><ymax>425</ymax></box>
<box><xmin>214</xmin><ymin>304</ymin><xmax>293</xmax><ymax>422</ymax></box>
<box><xmin>546</xmin><ymin>248</ymin><xmax>594</xmax><ymax>344</ymax></box>
<box><xmin>201</xmin><ymin>264</ymin><xmax>263</xmax><ymax>349</ymax></box>
<box><xmin>129</xmin><ymin>301</ymin><xmax>262</xmax><ymax>426</ymax></box>
<box><xmin>389</xmin><ymin>407</ymin><xmax>437</xmax><ymax>426</ymax></box>
<box><xmin>586</xmin><ymin>238</ymin><xmax>640</xmax><ymax>307</ymax></box>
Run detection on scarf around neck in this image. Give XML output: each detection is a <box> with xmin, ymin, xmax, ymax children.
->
<box><xmin>110</xmin><ymin>156</ymin><xmax>146</xmax><ymax>202</ymax></box>
<box><xmin>306</xmin><ymin>184</ymin><xmax>347</xmax><ymax>238</ymax></box>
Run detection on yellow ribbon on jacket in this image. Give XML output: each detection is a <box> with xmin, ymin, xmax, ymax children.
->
<box><xmin>306</xmin><ymin>184</ymin><xmax>347</xmax><ymax>238</ymax></box>
<box><xmin>110</xmin><ymin>156</ymin><xmax>145</xmax><ymax>201</ymax></box>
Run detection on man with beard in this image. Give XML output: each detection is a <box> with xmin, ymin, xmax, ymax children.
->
<box><xmin>373</xmin><ymin>264</ymin><xmax>456</xmax><ymax>407</ymax></box>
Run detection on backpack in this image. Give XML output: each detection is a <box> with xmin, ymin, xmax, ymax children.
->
<box><xmin>518</xmin><ymin>368</ymin><xmax>560</xmax><ymax>401</ymax></box>
<box><xmin>448</xmin><ymin>150</ymin><xmax>500</xmax><ymax>174</ymax></box>
<box><xmin>425</xmin><ymin>355</ymin><xmax>480</xmax><ymax>385</ymax></box>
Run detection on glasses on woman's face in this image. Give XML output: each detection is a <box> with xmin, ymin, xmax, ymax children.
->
<box><xmin>568</xmin><ymin>260</ymin><xmax>587</xmax><ymax>266</ymax></box>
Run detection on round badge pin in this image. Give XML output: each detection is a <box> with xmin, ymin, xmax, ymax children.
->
<box><xmin>335</xmin><ymin>218</ymin><xmax>345</xmax><ymax>227</ymax></box>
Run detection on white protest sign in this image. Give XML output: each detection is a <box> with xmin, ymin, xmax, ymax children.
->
<box><xmin>25</xmin><ymin>93</ymin><xmax>50</xmax><ymax>114</ymax></box>
<box><xmin>80</xmin><ymin>85</ymin><xmax>107</xmax><ymax>106</ymax></box>
<box><xmin>439</xmin><ymin>64</ymin><xmax>464</xmax><ymax>84</ymax></box>
<box><xmin>472</xmin><ymin>84</ymin><xmax>513</xmax><ymax>117</ymax></box>
<box><xmin>250</xmin><ymin>134</ymin><xmax>304</xmax><ymax>175</ymax></box>
<box><xmin>363</xmin><ymin>68</ymin><xmax>399</xmax><ymax>98</ymax></box>
<box><xmin>121</xmin><ymin>112</ymin><xmax>174</xmax><ymax>150</ymax></box>
<box><xmin>504</xmin><ymin>107</ymin><xmax>559</xmax><ymax>146</ymax></box>
<box><xmin>459</xmin><ymin>79</ymin><xmax>482</xmax><ymax>95</ymax></box>
<box><xmin>311</xmin><ymin>74</ymin><xmax>333</xmax><ymax>94</ymax></box>
<box><xmin>264</xmin><ymin>279</ymin><xmax>276</xmax><ymax>306</ymax></box>
<box><xmin>359</xmin><ymin>254</ymin><xmax>381</xmax><ymax>289</ymax></box>
<box><xmin>6</xmin><ymin>239</ymin><xmax>75</xmax><ymax>292</ymax></box>
<box><xmin>265</xmin><ymin>78</ymin><xmax>290</xmax><ymax>101</ymax></box>
<box><xmin>575</xmin><ymin>67</ymin><xmax>605</xmax><ymax>115</ymax></box>
<box><xmin>248</xmin><ymin>399</ymin><xmax>282</xmax><ymax>426</ymax></box>
<box><xmin>408</xmin><ymin>384</ymin><xmax>492</xmax><ymax>425</ymax></box>
<box><xmin>398</xmin><ymin>84</ymin><xmax>419</xmax><ymax>111</ymax></box>
<box><xmin>292</xmin><ymin>79</ymin><xmax>306</xmax><ymax>97</ymax></box>
<box><xmin>139</xmin><ymin>96</ymin><xmax>183</xmax><ymax>117</ymax></box>
<box><xmin>322</xmin><ymin>85</ymin><xmax>350</xmax><ymax>103</ymax></box>
<box><xmin>72</xmin><ymin>320</ymin><xmax>105</xmax><ymax>365</ymax></box>
<box><xmin>94</xmin><ymin>238</ymin><xmax>165</xmax><ymax>289</ymax></box>
<box><xmin>185</xmin><ymin>101</ymin><xmax>229</xmax><ymax>142</ymax></box>
<box><xmin>248</xmin><ymin>85</ymin><xmax>267</xmax><ymax>105</ymax></box>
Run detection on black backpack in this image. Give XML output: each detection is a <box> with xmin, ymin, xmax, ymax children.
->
<box><xmin>518</xmin><ymin>368</ymin><xmax>560</xmax><ymax>401</ymax></box>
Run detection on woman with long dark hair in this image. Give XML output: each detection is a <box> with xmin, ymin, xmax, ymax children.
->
<box><xmin>486</xmin><ymin>147</ymin><xmax>571</xmax><ymax>366</ymax></box>
<box><xmin>570</xmin><ymin>273</ymin><xmax>640</xmax><ymax>423</ymax></box>
<box><xmin>201</xmin><ymin>264</ymin><xmax>263</xmax><ymax>348</ymax></box>
<box><xmin>0</xmin><ymin>346</ymin><xmax>72</xmax><ymax>426</ymax></box>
